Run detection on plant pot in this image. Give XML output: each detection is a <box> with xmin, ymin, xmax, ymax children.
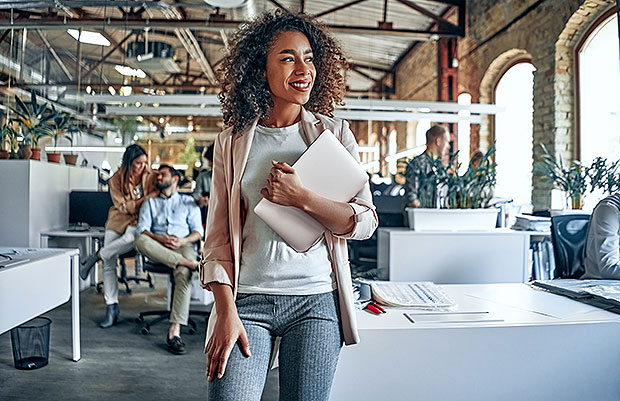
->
<box><xmin>18</xmin><ymin>144</ymin><xmax>32</xmax><ymax>160</ymax></box>
<box><xmin>46</xmin><ymin>152</ymin><xmax>62</xmax><ymax>163</ymax></box>
<box><xmin>64</xmin><ymin>154</ymin><xmax>78</xmax><ymax>165</ymax></box>
<box><xmin>30</xmin><ymin>147</ymin><xmax>41</xmax><ymax>161</ymax></box>
<box><xmin>0</xmin><ymin>150</ymin><xmax>10</xmax><ymax>159</ymax></box>
<box><xmin>570</xmin><ymin>194</ymin><xmax>583</xmax><ymax>210</ymax></box>
<box><xmin>405</xmin><ymin>207</ymin><xmax>499</xmax><ymax>231</ymax></box>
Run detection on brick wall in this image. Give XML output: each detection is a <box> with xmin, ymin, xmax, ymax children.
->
<box><xmin>394</xmin><ymin>0</ymin><xmax>615</xmax><ymax>210</ymax></box>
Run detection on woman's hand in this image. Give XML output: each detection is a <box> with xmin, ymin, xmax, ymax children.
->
<box><xmin>206</xmin><ymin>285</ymin><xmax>251</xmax><ymax>381</ymax></box>
<box><xmin>145</xmin><ymin>189</ymin><xmax>160</xmax><ymax>199</ymax></box>
<box><xmin>260</xmin><ymin>161</ymin><xmax>306</xmax><ymax>207</ymax></box>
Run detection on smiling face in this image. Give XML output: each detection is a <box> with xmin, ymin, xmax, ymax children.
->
<box><xmin>130</xmin><ymin>154</ymin><xmax>148</xmax><ymax>177</ymax></box>
<box><xmin>265</xmin><ymin>31</ymin><xmax>316</xmax><ymax>110</ymax></box>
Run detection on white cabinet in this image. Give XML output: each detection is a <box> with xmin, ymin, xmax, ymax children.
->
<box><xmin>377</xmin><ymin>227</ymin><xmax>531</xmax><ymax>283</ymax></box>
<box><xmin>0</xmin><ymin>160</ymin><xmax>98</xmax><ymax>247</ymax></box>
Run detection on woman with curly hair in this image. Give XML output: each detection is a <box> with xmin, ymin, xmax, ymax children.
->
<box><xmin>199</xmin><ymin>10</ymin><xmax>378</xmax><ymax>400</ymax></box>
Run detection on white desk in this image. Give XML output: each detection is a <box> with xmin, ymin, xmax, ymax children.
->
<box><xmin>377</xmin><ymin>228</ymin><xmax>532</xmax><ymax>283</ymax></box>
<box><xmin>0</xmin><ymin>248</ymin><xmax>81</xmax><ymax>362</ymax></box>
<box><xmin>331</xmin><ymin>283</ymin><xmax>620</xmax><ymax>401</ymax></box>
<box><xmin>41</xmin><ymin>228</ymin><xmax>105</xmax><ymax>286</ymax></box>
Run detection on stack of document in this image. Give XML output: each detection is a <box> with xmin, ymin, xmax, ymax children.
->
<box><xmin>512</xmin><ymin>214</ymin><xmax>551</xmax><ymax>232</ymax></box>
<box><xmin>532</xmin><ymin>279</ymin><xmax>620</xmax><ymax>314</ymax></box>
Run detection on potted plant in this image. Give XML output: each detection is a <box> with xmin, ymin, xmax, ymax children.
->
<box><xmin>534</xmin><ymin>144</ymin><xmax>587</xmax><ymax>209</ymax></box>
<box><xmin>401</xmin><ymin>145</ymin><xmax>498</xmax><ymax>231</ymax></box>
<box><xmin>63</xmin><ymin>126</ymin><xmax>81</xmax><ymax>166</ymax></box>
<box><xmin>9</xmin><ymin>90</ymin><xmax>53</xmax><ymax>161</ymax></box>
<box><xmin>45</xmin><ymin>108</ymin><xmax>77</xmax><ymax>164</ymax></box>
<box><xmin>0</xmin><ymin>123</ymin><xmax>18</xmax><ymax>159</ymax></box>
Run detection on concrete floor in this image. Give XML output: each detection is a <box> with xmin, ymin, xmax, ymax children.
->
<box><xmin>0</xmin><ymin>273</ymin><xmax>279</xmax><ymax>401</ymax></box>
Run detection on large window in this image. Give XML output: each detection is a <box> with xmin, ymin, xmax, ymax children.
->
<box><xmin>578</xmin><ymin>13</ymin><xmax>620</xmax><ymax>208</ymax></box>
<box><xmin>494</xmin><ymin>62</ymin><xmax>536</xmax><ymax>211</ymax></box>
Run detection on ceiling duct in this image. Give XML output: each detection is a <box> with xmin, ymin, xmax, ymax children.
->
<box><xmin>126</xmin><ymin>41</ymin><xmax>181</xmax><ymax>73</ymax></box>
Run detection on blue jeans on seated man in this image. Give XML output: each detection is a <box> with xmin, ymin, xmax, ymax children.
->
<box><xmin>207</xmin><ymin>291</ymin><xmax>343</xmax><ymax>401</ymax></box>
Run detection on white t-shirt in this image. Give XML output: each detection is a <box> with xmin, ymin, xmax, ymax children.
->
<box><xmin>237</xmin><ymin>123</ymin><xmax>335</xmax><ymax>295</ymax></box>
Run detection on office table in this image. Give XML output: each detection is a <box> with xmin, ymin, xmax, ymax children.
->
<box><xmin>0</xmin><ymin>248</ymin><xmax>81</xmax><ymax>362</ymax></box>
<box><xmin>331</xmin><ymin>283</ymin><xmax>620</xmax><ymax>401</ymax></box>
<box><xmin>41</xmin><ymin>228</ymin><xmax>105</xmax><ymax>286</ymax></box>
<box><xmin>377</xmin><ymin>228</ymin><xmax>532</xmax><ymax>283</ymax></box>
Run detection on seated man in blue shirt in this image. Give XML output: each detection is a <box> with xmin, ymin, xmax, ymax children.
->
<box><xmin>134</xmin><ymin>164</ymin><xmax>202</xmax><ymax>354</ymax></box>
<box><xmin>582</xmin><ymin>193</ymin><xmax>620</xmax><ymax>279</ymax></box>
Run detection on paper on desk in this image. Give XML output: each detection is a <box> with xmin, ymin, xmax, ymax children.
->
<box><xmin>369</xmin><ymin>281</ymin><xmax>456</xmax><ymax>309</ymax></box>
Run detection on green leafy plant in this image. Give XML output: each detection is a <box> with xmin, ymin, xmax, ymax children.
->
<box><xmin>177</xmin><ymin>136</ymin><xmax>200</xmax><ymax>175</ymax></box>
<box><xmin>400</xmin><ymin>144</ymin><xmax>496</xmax><ymax>209</ymax></box>
<box><xmin>1</xmin><ymin>123</ymin><xmax>19</xmax><ymax>153</ymax></box>
<box><xmin>46</xmin><ymin>107</ymin><xmax>80</xmax><ymax>148</ymax></box>
<box><xmin>586</xmin><ymin>156</ymin><xmax>620</xmax><ymax>195</ymax></box>
<box><xmin>9</xmin><ymin>90</ymin><xmax>53</xmax><ymax>147</ymax></box>
<box><xmin>534</xmin><ymin>144</ymin><xmax>587</xmax><ymax>209</ymax></box>
<box><xmin>112</xmin><ymin>117</ymin><xmax>138</xmax><ymax>145</ymax></box>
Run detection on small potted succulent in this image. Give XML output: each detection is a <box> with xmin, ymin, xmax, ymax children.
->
<box><xmin>10</xmin><ymin>90</ymin><xmax>53</xmax><ymax>161</ymax></box>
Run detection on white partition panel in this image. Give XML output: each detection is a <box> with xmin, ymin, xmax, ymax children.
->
<box><xmin>0</xmin><ymin>160</ymin><xmax>97</xmax><ymax>247</ymax></box>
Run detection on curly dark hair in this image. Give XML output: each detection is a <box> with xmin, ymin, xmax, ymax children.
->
<box><xmin>218</xmin><ymin>10</ymin><xmax>349</xmax><ymax>134</ymax></box>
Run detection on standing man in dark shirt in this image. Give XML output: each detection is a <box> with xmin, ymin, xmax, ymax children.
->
<box><xmin>403</xmin><ymin>125</ymin><xmax>451</xmax><ymax>208</ymax></box>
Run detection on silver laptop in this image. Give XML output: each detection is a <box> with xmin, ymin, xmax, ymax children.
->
<box><xmin>254</xmin><ymin>129</ymin><xmax>368</xmax><ymax>252</ymax></box>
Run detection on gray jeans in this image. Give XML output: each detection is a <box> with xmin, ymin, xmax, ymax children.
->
<box><xmin>100</xmin><ymin>226</ymin><xmax>137</xmax><ymax>305</ymax></box>
<box><xmin>207</xmin><ymin>291</ymin><xmax>343</xmax><ymax>401</ymax></box>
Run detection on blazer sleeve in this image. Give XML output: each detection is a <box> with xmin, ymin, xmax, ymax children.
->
<box><xmin>333</xmin><ymin>119</ymin><xmax>378</xmax><ymax>241</ymax></box>
<box><xmin>108</xmin><ymin>173</ymin><xmax>138</xmax><ymax>216</ymax></box>
<box><xmin>592</xmin><ymin>203</ymin><xmax>620</xmax><ymax>279</ymax></box>
<box><xmin>198</xmin><ymin>132</ymin><xmax>234</xmax><ymax>290</ymax></box>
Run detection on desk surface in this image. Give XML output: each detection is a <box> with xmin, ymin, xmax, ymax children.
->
<box><xmin>334</xmin><ymin>283</ymin><xmax>620</xmax><ymax>401</ymax></box>
<box><xmin>379</xmin><ymin>227</ymin><xmax>541</xmax><ymax>236</ymax></box>
<box><xmin>356</xmin><ymin>283</ymin><xmax>620</xmax><ymax>330</ymax></box>
<box><xmin>0</xmin><ymin>247</ymin><xmax>81</xmax><ymax>361</ymax></box>
<box><xmin>0</xmin><ymin>247</ymin><xmax>76</xmax><ymax>268</ymax></box>
<box><xmin>41</xmin><ymin>228</ymin><xmax>105</xmax><ymax>238</ymax></box>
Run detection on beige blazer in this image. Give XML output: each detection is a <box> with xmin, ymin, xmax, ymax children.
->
<box><xmin>105</xmin><ymin>168</ymin><xmax>158</xmax><ymax>234</ymax></box>
<box><xmin>199</xmin><ymin>107</ymin><xmax>378</xmax><ymax>345</ymax></box>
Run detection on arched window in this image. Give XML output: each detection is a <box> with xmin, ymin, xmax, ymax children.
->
<box><xmin>578</xmin><ymin>12</ymin><xmax>620</xmax><ymax>208</ymax></box>
<box><xmin>494</xmin><ymin>62</ymin><xmax>536</xmax><ymax>211</ymax></box>
<box><xmin>457</xmin><ymin>93</ymin><xmax>472</xmax><ymax>174</ymax></box>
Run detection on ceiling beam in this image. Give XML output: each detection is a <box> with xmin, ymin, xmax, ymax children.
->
<box><xmin>349</xmin><ymin>62</ymin><xmax>392</xmax><ymax>73</ymax></box>
<box><xmin>0</xmin><ymin>17</ymin><xmax>463</xmax><ymax>38</ymax></box>
<box><xmin>83</xmin><ymin>31</ymin><xmax>133</xmax><ymax>79</ymax></box>
<box><xmin>313</xmin><ymin>0</ymin><xmax>369</xmax><ymax>19</ymax></box>
<box><xmin>7</xmin><ymin>82</ymin><xmax>220</xmax><ymax>91</ymax></box>
<box><xmin>266</xmin><ymin>0</ymin><xmax>292</xmax><ymax>12</ymax></box>
<box><xmin>393</xmin><ymin>0</ymin><xmax>462</xmax><ymax>35</ymax></box>
<box><xmin>35</xmin><ymin>28</ymin><xmax>73</xmax><ymax>81</ymax></box>
<box><xmin>352</xmin><ymin>67</ymin><xmax>379</xmax><ymax>83</ymax></box>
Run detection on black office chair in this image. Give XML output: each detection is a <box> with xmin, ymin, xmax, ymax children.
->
<box><xmin>96</xmin><ymin>250</ymin><xmax>154</xmax><ymax>294</ymax></box>
<box><xmin>349</xmin><ymin>194</ymin><xmax>406</xmax><ymax>277</ymax></box>
<box><xmin>135</xmin><ymin>258</ymin><xmax>210</xmax><ymax>335</ymax></box>
<box><xmin>550</xmin><ymin>214</ymin><xmax>591</xmax><ymax>279</ymax></box>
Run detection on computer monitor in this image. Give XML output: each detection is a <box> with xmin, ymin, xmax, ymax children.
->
<box><xmin>69</xmin><ymin>191</ymin><xmax>113</xmax><ymax>228</ymax></box>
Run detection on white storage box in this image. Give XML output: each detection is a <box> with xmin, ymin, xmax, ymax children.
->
<box><xmin>406</xmin><ymin>208</ymin><xmax>499</xmax><ymax>231</ymax></box>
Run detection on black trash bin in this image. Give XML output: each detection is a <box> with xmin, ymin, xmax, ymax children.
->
<box><xmin>10</xmin><ymin>317</ymin><xmax>52</xmax><ymax>370</ymax></box>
